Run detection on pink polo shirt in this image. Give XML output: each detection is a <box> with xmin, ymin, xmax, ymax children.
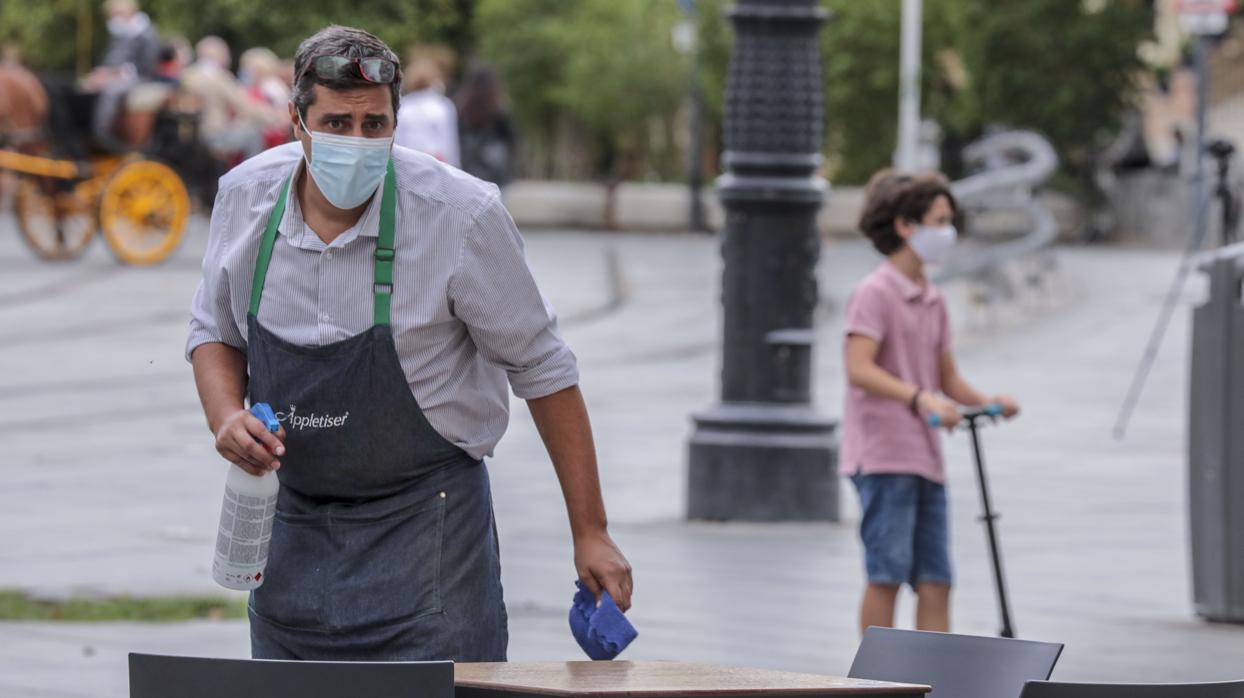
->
<box><xmin>839</xmin><ymin>262</ymin><xmax>952</xmax><ymax>484</ymax></box>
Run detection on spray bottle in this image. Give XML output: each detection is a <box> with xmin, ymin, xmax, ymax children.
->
<box><xmin>212</xmin><ymin>403</ymin><xmax>281</xmax><ymax>590</ymax></box>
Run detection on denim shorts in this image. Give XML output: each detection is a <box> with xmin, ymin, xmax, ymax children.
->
<box><xmin>850</xmin><ymin>473</ymin><xmax>953</xmax><ymax>587</ymax></box>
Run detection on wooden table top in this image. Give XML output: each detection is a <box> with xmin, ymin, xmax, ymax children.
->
<box><xmin>454</xmin><ymin>662</ymin><xmax>929</xmax><ymax>696</ymax></box>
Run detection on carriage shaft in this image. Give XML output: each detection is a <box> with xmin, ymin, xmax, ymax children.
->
<box><xmin>0</xmin><ymin>150</ymin><xmax>82</xmax><ymax>179</ymax></box>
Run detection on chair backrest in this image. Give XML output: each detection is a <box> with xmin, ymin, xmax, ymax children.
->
<box><xmin>1021</xmin><ymin>680</ymin><xmax>1244</xmax><ymax>698</ymax></box>
<box><xmin>128</xmin><ymin>653</ymin><xmax>454</xmax><ymax>698</ymax></box>
<box><xmin>848</xmin><ymin>627</ymin><xmax>1064</xmax><ymax>698</ymax></box>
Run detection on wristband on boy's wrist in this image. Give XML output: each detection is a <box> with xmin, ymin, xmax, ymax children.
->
<box><xmin>909</xmin><ymin>388</ymin><xmax>923</xmax><ymax>415</ymax></box>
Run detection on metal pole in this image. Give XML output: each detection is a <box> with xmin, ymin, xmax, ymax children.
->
<box><xmin>77</xmin><ymin>0</ymin><xmax>93</xmax><ymax>77</ymax></box>
<box><xmin>1193</xmin><ymin>36</ymin><xmax>1211</xmax><ymax>249</ymax></box>
<box><xmin>688</xmin><ymin>40</ymin><xmax>707</xmax><ymax>232</ymax></box>
<box><xmin>1113</xmin><ymin>36</ymin><xmax>1215</xmax><ymax>438</ymax></box>
<box><xmin>896</xmin><ymin>0</ymin><xmax>923</xmax><ymax>171</ymax></box>
<box><xmin>687</xmin><ymin>0</ymin><xmax>837</xmax><ymax>522</ymax></box>
<box><xmin>967</xmin><ymin>416</ymin><xmax>1016</xmax><ymax>638</ymax></box>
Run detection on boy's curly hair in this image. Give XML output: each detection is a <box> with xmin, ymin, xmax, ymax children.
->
<box><xmin>857</xmin><ymin>169</ymin><xmax>959</xmax><ymax>256</ymax></box>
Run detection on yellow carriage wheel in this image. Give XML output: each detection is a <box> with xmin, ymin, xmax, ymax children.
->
<box><xmin>13</xmin><ymin>175</ymin><xmax>97</xmax><ymax>261</ymax></box>
<box><xmin>99</xmin><ymin>159</ymin><xmax>190</xmax><ymax>266</ymax></box>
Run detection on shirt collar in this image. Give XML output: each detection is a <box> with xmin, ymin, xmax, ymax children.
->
<box><xmin>879</xmin><ymin>260</ymin><xmax>940</xmax><ymax>304</ymax></box>
<box><xmin>277</xmin><ymin>159</ymin><xmax>384</xmax><ymax>250</ymax></box>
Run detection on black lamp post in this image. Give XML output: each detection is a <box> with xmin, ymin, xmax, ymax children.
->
<box><xmin>687</xmin><ymin>0</ymin><xmax>837</xmax><ymax>522</ymax></box>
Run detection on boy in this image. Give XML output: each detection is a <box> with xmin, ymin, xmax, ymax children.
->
<box><xmin>840</xmin><ymin>170</ymin><xmax>1020</xmax><ymax>634</ymax></box>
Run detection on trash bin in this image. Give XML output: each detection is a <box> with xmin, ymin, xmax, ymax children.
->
<box><xmin>1188</xmin><ymin>246</ymin><xmax>1244</xmax><ymax>622</ymax></box>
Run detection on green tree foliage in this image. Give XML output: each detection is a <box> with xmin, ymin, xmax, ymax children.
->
<box><xmin>146</xmin><ymin>0</ymin><xmax>469</xmax><ymax>64</ymax></box>
<box><xmin>698</xmin><ymin>0</ymin><xmax>1152</xmax><ymax>185</ymax></box>
<box><xmin>3</xmin><ymin>0</ymin><xmax>471</xmax><ymax>72</ymax></box>
<box><xmin>821</xmin><ymin>0</ymin><xmax>971</xmax><ymax>183</ymax></box>
<box><xmin>6</xmin><ymin>0</ymin><xmax>1154</xmax><ymax>186</ymax></box>
<box><xmin>691</xmin><ymin>0</ymin><xmax>731</xmax><ymax>172</ymax></box>
<box><xmin>473</xmin><ymin>0</ymin><xmax>567</xmax><ymax>158</ymax></box>
<box><xmin>963</xmin><ymin>0</ymin><xmax>1151</xmax><ymax>173</ymax></box>
<box><xmin>555</xmin><ymin>0</ymin><xmax>687</xmax><ymax>179</ymax></box>
<box><xmin>1</xmin><ymin>0</ymin><xmax>98</xmax><ymax>73</ymax></box>
<box><xmin>475</xmin><ymin>0</ymin><xmax>688</xmax><ymax>181</ymax></box>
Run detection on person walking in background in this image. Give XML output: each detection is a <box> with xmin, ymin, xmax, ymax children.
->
<box><xmin>840</xmin><ymin>169</ymin><xmax>1020</xmax><ymax>635</ymax></box>
<box><xmin>393</xmin><ymin>46</ymin><xmax>459</xmax><ymax>166</ymax></box>
<box><xmin>455</xmin><ymin>65</ymin><xmax>516</xmax><ymax>189</ymax></box>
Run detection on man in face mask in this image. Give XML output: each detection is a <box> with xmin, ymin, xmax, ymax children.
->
<box><xmin>187</xmin><ymin>25</ymin><xmax>633</xmax><ymax>662</ymax></box>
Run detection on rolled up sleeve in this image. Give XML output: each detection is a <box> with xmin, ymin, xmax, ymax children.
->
<box><xmin>185</xmin><ymin>189</ymin><xmax>247</xmax><ymax>361</ymax></box>
<box><xmin>449</xmin><ymin>193</ymin><xmax>579</xmax><ymax>399</ymax></box>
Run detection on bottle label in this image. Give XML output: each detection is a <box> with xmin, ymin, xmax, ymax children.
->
<box><xmin>213</xmin><ymin>484</ymin><xmax>277</xmax><ymax>588</ymax></box>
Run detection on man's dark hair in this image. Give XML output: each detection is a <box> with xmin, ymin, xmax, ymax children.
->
<box><xmin>291</xmin><ymin>25</ymin><xmax>402</xmax><ymax>120</ymax></box>
<box><xmin>857</xmin><ymin>169</ymin><xmax>959</xmax><ymax>256</ymax></box>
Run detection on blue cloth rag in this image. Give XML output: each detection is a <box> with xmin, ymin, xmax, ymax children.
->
<box><xmin>569</xmin><ymin>580</ymin><xmax>637</xmax><ymax>660</ymax></box>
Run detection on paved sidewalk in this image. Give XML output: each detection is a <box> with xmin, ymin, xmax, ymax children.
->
<box><xmin>1</xmin><ymin>214</ymin><xmax>1241</xmax><ymax>697</ymax></box>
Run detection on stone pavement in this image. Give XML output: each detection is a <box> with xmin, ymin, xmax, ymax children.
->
<box><xmin>1</xmin><ymin>212</ymin><xmax>1241</xmax><ymax>697</ymax></box>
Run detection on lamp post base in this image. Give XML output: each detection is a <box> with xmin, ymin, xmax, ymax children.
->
<box><xmin>687</xmin><ymin>403</ymin><xmax>838</xmax><ymax>522</ymax></box>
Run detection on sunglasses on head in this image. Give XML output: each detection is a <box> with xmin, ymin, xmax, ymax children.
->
<box><xmin>298</xmin><ymin>54</ymin><xmax>398</xmax><ymax>85</ymax></box>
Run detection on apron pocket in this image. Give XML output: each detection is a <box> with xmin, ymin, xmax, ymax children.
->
<box><xmin>249</xmin><ymin>512</ymin><xmax>334</xmax><ymax>630</ymax></box>
<box><xmin>324</xmin><ymin>493</ymin><xmax>447</xmax><ymax>631</ymax></box>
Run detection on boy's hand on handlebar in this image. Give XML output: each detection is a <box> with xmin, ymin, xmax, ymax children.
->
<box><xmin>919</xmin><ymin>392</ymin><xmax>961</xmax><ymax>430</ymax></box>
<box><xmin>991</xmin><ymin>395</ymin><xmax>1021</xmax><ymax>419</ymax></box>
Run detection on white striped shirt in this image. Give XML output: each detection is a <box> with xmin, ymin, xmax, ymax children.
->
<box><xmin>186</xmin><ymin>143</ymin><xmax>579</xmax><ymax>460</ymax></box>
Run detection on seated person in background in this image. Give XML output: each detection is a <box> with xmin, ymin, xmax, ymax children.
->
<box><xmin>88</xmin><ymin>0</ymin><xmax>161</xmax><ymax>88</ymax></box>
<box><xmin>86</xmin><ymin>0</ymin><xmax>168</xmax><ymax>151</ymax></box>
<box><xmin>180</xmin><ymin>36</ymin><xmax>286</xmax><ymax>162</ymax></box>
<box><xmin>153</xmin><ymin>41</ymin><xmax>186</xmax><ymax>84</ymax></box>
<box><xmin>240</xmin><ymin>47</ymin><xmax>292</xmax><ymax>149</ymax></box>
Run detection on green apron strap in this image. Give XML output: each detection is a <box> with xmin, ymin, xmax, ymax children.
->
<box><xmin>248</xmin><ymin>175</ymin><xmax>292</xmax><ymax>317</ymax></box>
<box><xmin>373</xmin><ymin>159</ymin><xmax>397</xmax><ymax>326</ymax></box>
<box><xmin>249</xmin><ymin>162</ymin><xmax>395</xmax><ymax>324</ymax></box>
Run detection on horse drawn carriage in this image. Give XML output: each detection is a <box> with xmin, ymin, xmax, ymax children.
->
<box><xmin>0</xmin><ymin>63</ymin><xmax>218</xmax><ymax>265</ymax></box>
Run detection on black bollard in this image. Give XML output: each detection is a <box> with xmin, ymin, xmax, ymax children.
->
<box><xmin>687</xmin><ymin>0</ymin><xmax>837</xmax><ymax>522</ymax></box>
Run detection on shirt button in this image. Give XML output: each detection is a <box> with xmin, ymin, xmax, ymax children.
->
<box><xmin>321</xmin><ymin>313</ymin><xmax>331</xmax><ymax>322</ymax></box>
<box><xmin>324</xmin><ymin>251</ymin><xmax>332</xmax><ymax>260</ymax></box>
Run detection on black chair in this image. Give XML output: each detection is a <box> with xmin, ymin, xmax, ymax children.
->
<box><xmin>1021</xmin><ymin>680</ymin><xmax>1244</xmax><ymax>698</ymax></box>
<box><xmin>129</xmin><ymin>653</ymin><xmax>453</xmax><ymax>698</ymax></box>
<box><xmin>848</xmin><ymin>627</ymin><xmax>1063</xmax><ymax>698</ymax></box>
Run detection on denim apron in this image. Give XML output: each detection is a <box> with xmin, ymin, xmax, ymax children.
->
<box><xmin>244</xmin><ymin>162</ymin><xmax>507</xmax><ymax>661</ymax></box>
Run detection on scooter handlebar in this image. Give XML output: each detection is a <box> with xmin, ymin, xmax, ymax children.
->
<box><xmin>928</xmin><ymin>403</ymin><xmax>1003</xmax><ymax>428</ymax></box>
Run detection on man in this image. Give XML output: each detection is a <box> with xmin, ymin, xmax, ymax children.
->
<box><xmin>187</xmin><ymin>25</ymin><xmax>632</xmax><ymax>661</ymax></box>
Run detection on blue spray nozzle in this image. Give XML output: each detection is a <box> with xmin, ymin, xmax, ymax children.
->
<box><xmin>250</xmin><ymin>403</ymin><xmax>281</xmax><ymax>434</ymax></box>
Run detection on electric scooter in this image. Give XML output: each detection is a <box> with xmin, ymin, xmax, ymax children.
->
<box><xmin>930</xmin><ymin>404</ymin><xmax>1016</xmax><ymax>638</ymax></box>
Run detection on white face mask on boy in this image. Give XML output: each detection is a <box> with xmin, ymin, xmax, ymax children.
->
<box><xmin>908</xmin><ymin>224</ymin><xmax>958</xmax><ymax>265</ymax></box>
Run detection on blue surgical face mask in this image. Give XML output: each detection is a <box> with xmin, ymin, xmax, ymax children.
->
<box><xmin>299</xmin><ymin>114</ymin><xmax>392</xmax><ymax>210</ymax></box>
